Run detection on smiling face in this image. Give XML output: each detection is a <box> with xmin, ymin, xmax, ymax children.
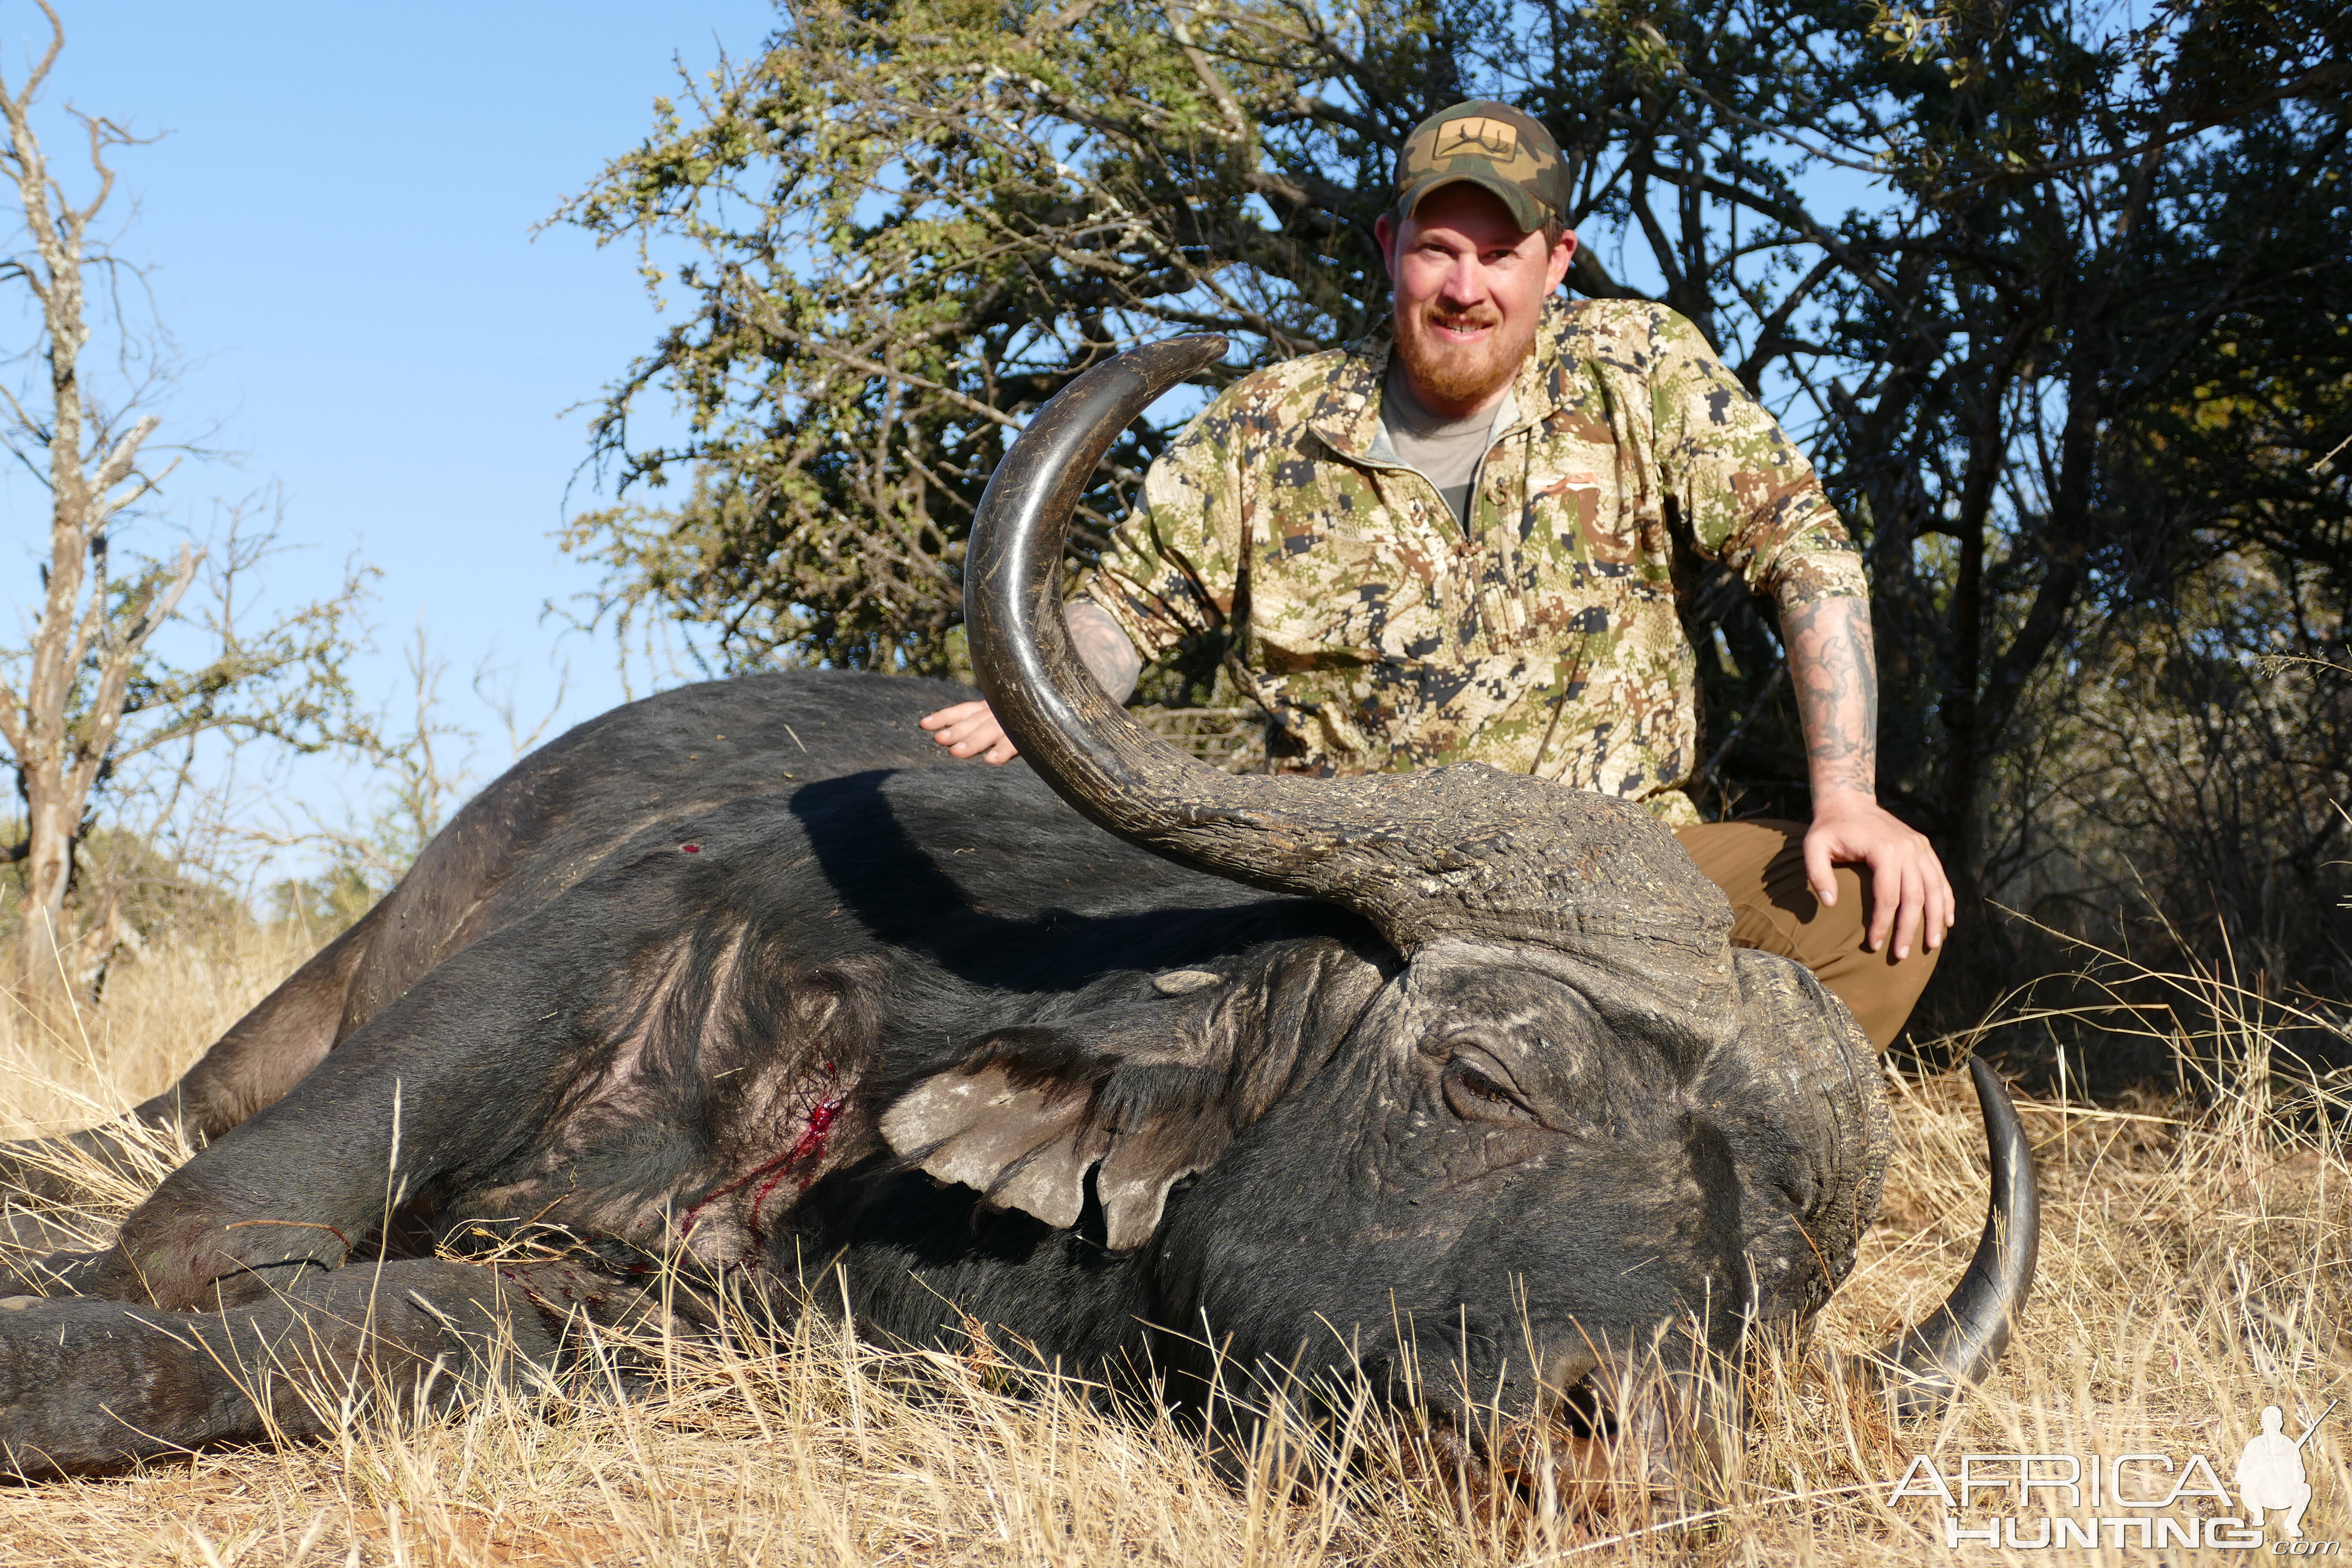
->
<box><xmin>1375</xmin><ymin>182</ymin><xmax>1577</xmax><ymax>419</ymax></box>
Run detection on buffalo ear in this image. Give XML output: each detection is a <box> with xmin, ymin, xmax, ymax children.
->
<box><xmin>1093</xmin><ymin>1117</ymin><xmax>1226</xmax><ymax>1248</ymax></box>
<box><xmin>880</xmin><ymin>1061</ymin><xmax>1114</xmax><ymax>1231</ymax></box>
<box><xmin>878</xmin><ymin>937</ymin><xmax>1387</xmax><ymax>1250</ymax></box>
<box><xmin>877</xmin><ymin>1036</ymin><xmax>1234</xmax><ymax>1247</ymax></box>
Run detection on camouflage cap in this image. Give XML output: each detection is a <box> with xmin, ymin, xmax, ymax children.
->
<box><xmin>1393</xmin><ymin>101</ymin><xmax>1571</xmax><ymax>235</ymax></box>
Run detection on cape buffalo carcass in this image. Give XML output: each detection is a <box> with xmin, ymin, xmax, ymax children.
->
<box><xmin>0</xmin><ymin>337</ymin><xmax>2036</xmax><ymax>1488</ymax></box>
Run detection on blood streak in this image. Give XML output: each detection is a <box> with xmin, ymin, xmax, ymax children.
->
<box><xmin>750</xmin><ymin>1095</ymin><xmax>842</xmax><ymax>1230</ymax></box>
<box><xmin>680</xmin><ymin>1064</ymin><xmax>846</xmax><ymax>1240</ymax></box>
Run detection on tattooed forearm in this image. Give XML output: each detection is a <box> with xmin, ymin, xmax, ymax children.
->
<box><xmin>1782</xmin><ymin>596</ymin><xmax>1878</xmax><ymax>801</ymax></box>
<box><xmin>1069</xmin><ymin>597</ymin><xmax>1143</xmax><ymax>703</ymax></box>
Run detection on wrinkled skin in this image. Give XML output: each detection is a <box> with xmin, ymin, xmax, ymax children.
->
<box><xmin>1152</xmin><ymin>947</ymin><xmax>1862</xmax><ymax>1396</ymax></box>
<box><xmin>0</xmin><ymin>668</ymin><xmax>1886</xmax><ymax>1482</ymax></box>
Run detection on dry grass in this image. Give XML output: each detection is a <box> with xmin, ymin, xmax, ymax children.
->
<box><xmin>0</xmin><ymin>922</ymin><xmax>325</xmax><ymax>1140</ymax></box>
<box><xmin>0</xmin><ymin>931</ymin><xmax>2344</xmax><ymax>1565</ymax></box>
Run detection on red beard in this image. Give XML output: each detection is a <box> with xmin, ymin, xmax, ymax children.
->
<box><xmin>1393</xmin><ymin>300</ymin><xmax>1534</xmax><ymax>407</ymax></box>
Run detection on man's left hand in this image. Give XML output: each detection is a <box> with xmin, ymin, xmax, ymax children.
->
<box><xmin>1802</xmin><ymin>794</ymin><xmax>1954</xmax><ymax>960</ymax></box>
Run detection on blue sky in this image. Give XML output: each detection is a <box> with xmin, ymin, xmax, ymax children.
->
<box><xmin>0</xmin><ymin>3</ymin><xmax>775</xmax><ymax>882</ymax></box>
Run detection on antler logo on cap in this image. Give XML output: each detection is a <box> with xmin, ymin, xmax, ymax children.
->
<box><xmin>1435</xmin><ymin>117</ymin><xmax>1523</xmax><ymax>165</ymax></box>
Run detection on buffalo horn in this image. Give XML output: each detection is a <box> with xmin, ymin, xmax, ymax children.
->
<box><xmin>1872</xmin><ymin>1056</ymin><xmax>2040</xmax><ymax>1417</ymax></box>
<box><xmin>965</xmin><ymin>338</ymin><xmax>1730</xmax><ymax>960</ymax></box>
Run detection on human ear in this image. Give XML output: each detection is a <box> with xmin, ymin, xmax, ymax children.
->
<box><xmin>1547</xmin><ymin>230</ymin><xmax>1577</xmax><ymax>293</ymax></box>
<box><xmin>1374</xmin><ymin>212</ymin><xmax>1399</xmax><ymax>281</ymax></box>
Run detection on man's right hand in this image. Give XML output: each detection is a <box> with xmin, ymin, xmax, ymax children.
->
<box><xmin>919</xmin><ymin>597</ymin><xmax>1142</xmax><ymax>765</ymax></box>
<box><xmin>919</xmin><ymin>700</ymin><xmax>1019</xmax><ymax>764</ymax></box>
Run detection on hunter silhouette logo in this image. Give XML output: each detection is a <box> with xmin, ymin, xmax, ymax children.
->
<box><xmin>1885</xmin><ymin>1397</ymin><xmax>2336</xmax><ymax>1552</ymax></box>
<box><xmin>2237</xmin><ymin>1403</ymin><xmax>2326</xmax><ymax>1540</ymax></box>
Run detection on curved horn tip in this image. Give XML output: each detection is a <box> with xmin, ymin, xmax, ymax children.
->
<box><xmin>1152</xmin><ymin>332</ymin><xmax>1229</xmax><ymax>368</ymax></box>
<box><xmin>1101</xmin><ymin>334</ymin><xmax>1229</xmax><ymax>403</ymax></box>
<box><xmin>1860</xmin><ymin>1054</ymin><xmax>2042</xmax><ymax>1420</ymax></box>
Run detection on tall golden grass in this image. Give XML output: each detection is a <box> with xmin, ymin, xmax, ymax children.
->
<box><xmin>0</xmin><ymin>930</ymin><xmax>2342</xmax><ymax>1566</ymax></box>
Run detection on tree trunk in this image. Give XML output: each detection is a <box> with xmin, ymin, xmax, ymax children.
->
<box><xmin>0</xmin><ymin>9</ymin><xmax>176</xmax><ymax>1026</ymax></box>
<box><xmin>16</xmin><ymin>775</ymin><xmax>79</xmax><ymax>1022</ymax></box>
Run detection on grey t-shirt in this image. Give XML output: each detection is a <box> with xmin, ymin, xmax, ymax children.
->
<box><xmin>1376</xmin><ymin>358</ymin><xmax>1506</xmax><ymax>528</ymax></box>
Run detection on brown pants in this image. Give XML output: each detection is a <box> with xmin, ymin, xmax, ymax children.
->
<box><xmin>1674</xmin><ymin>819</ymin><xmax>1939</xmax><ymax>1051</ymax></box>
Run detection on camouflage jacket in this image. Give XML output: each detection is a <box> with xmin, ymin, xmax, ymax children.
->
<box><xmin>1083</xmin><ymin>299</ymin><xmax>1866</xmax><ymax>823</ymax></box>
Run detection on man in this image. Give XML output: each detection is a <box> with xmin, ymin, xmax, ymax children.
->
<box><xmin>923</xmin><ymin>100</ymin><xmax>1952</xmax><ymax>1048</ymax></box>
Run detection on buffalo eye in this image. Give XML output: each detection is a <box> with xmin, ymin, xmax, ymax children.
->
<box><xmin>1441</xmin><ymin>1056</ymin><xmax>1538</xmax><ymax>1125</ymax></box>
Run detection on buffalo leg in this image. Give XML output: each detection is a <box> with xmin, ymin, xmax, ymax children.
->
<box><xmin>75</xmin><ymin>923</ymin><xmax>642</xmax><ymax>1309</ymax></box>
<box><xmin>0</xmin><ymin>1258</ymin><xmax>576</xmax><ymax>1479</ymax></box>
<box><xmin>0</xmin><ymin>1202</ymin><xmax>112</xmax><ymax>1293</ymax></box>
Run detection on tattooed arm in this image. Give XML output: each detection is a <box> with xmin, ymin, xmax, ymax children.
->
<box><xmin>919</xmin><ymin>598</ymin><xmax>1142</xmax><ymax>765</ymax></box>
<box><xmin>1783</xmin><ymin>597</ymin><xmax>1955</xmax><ymax>958</ymax></box>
